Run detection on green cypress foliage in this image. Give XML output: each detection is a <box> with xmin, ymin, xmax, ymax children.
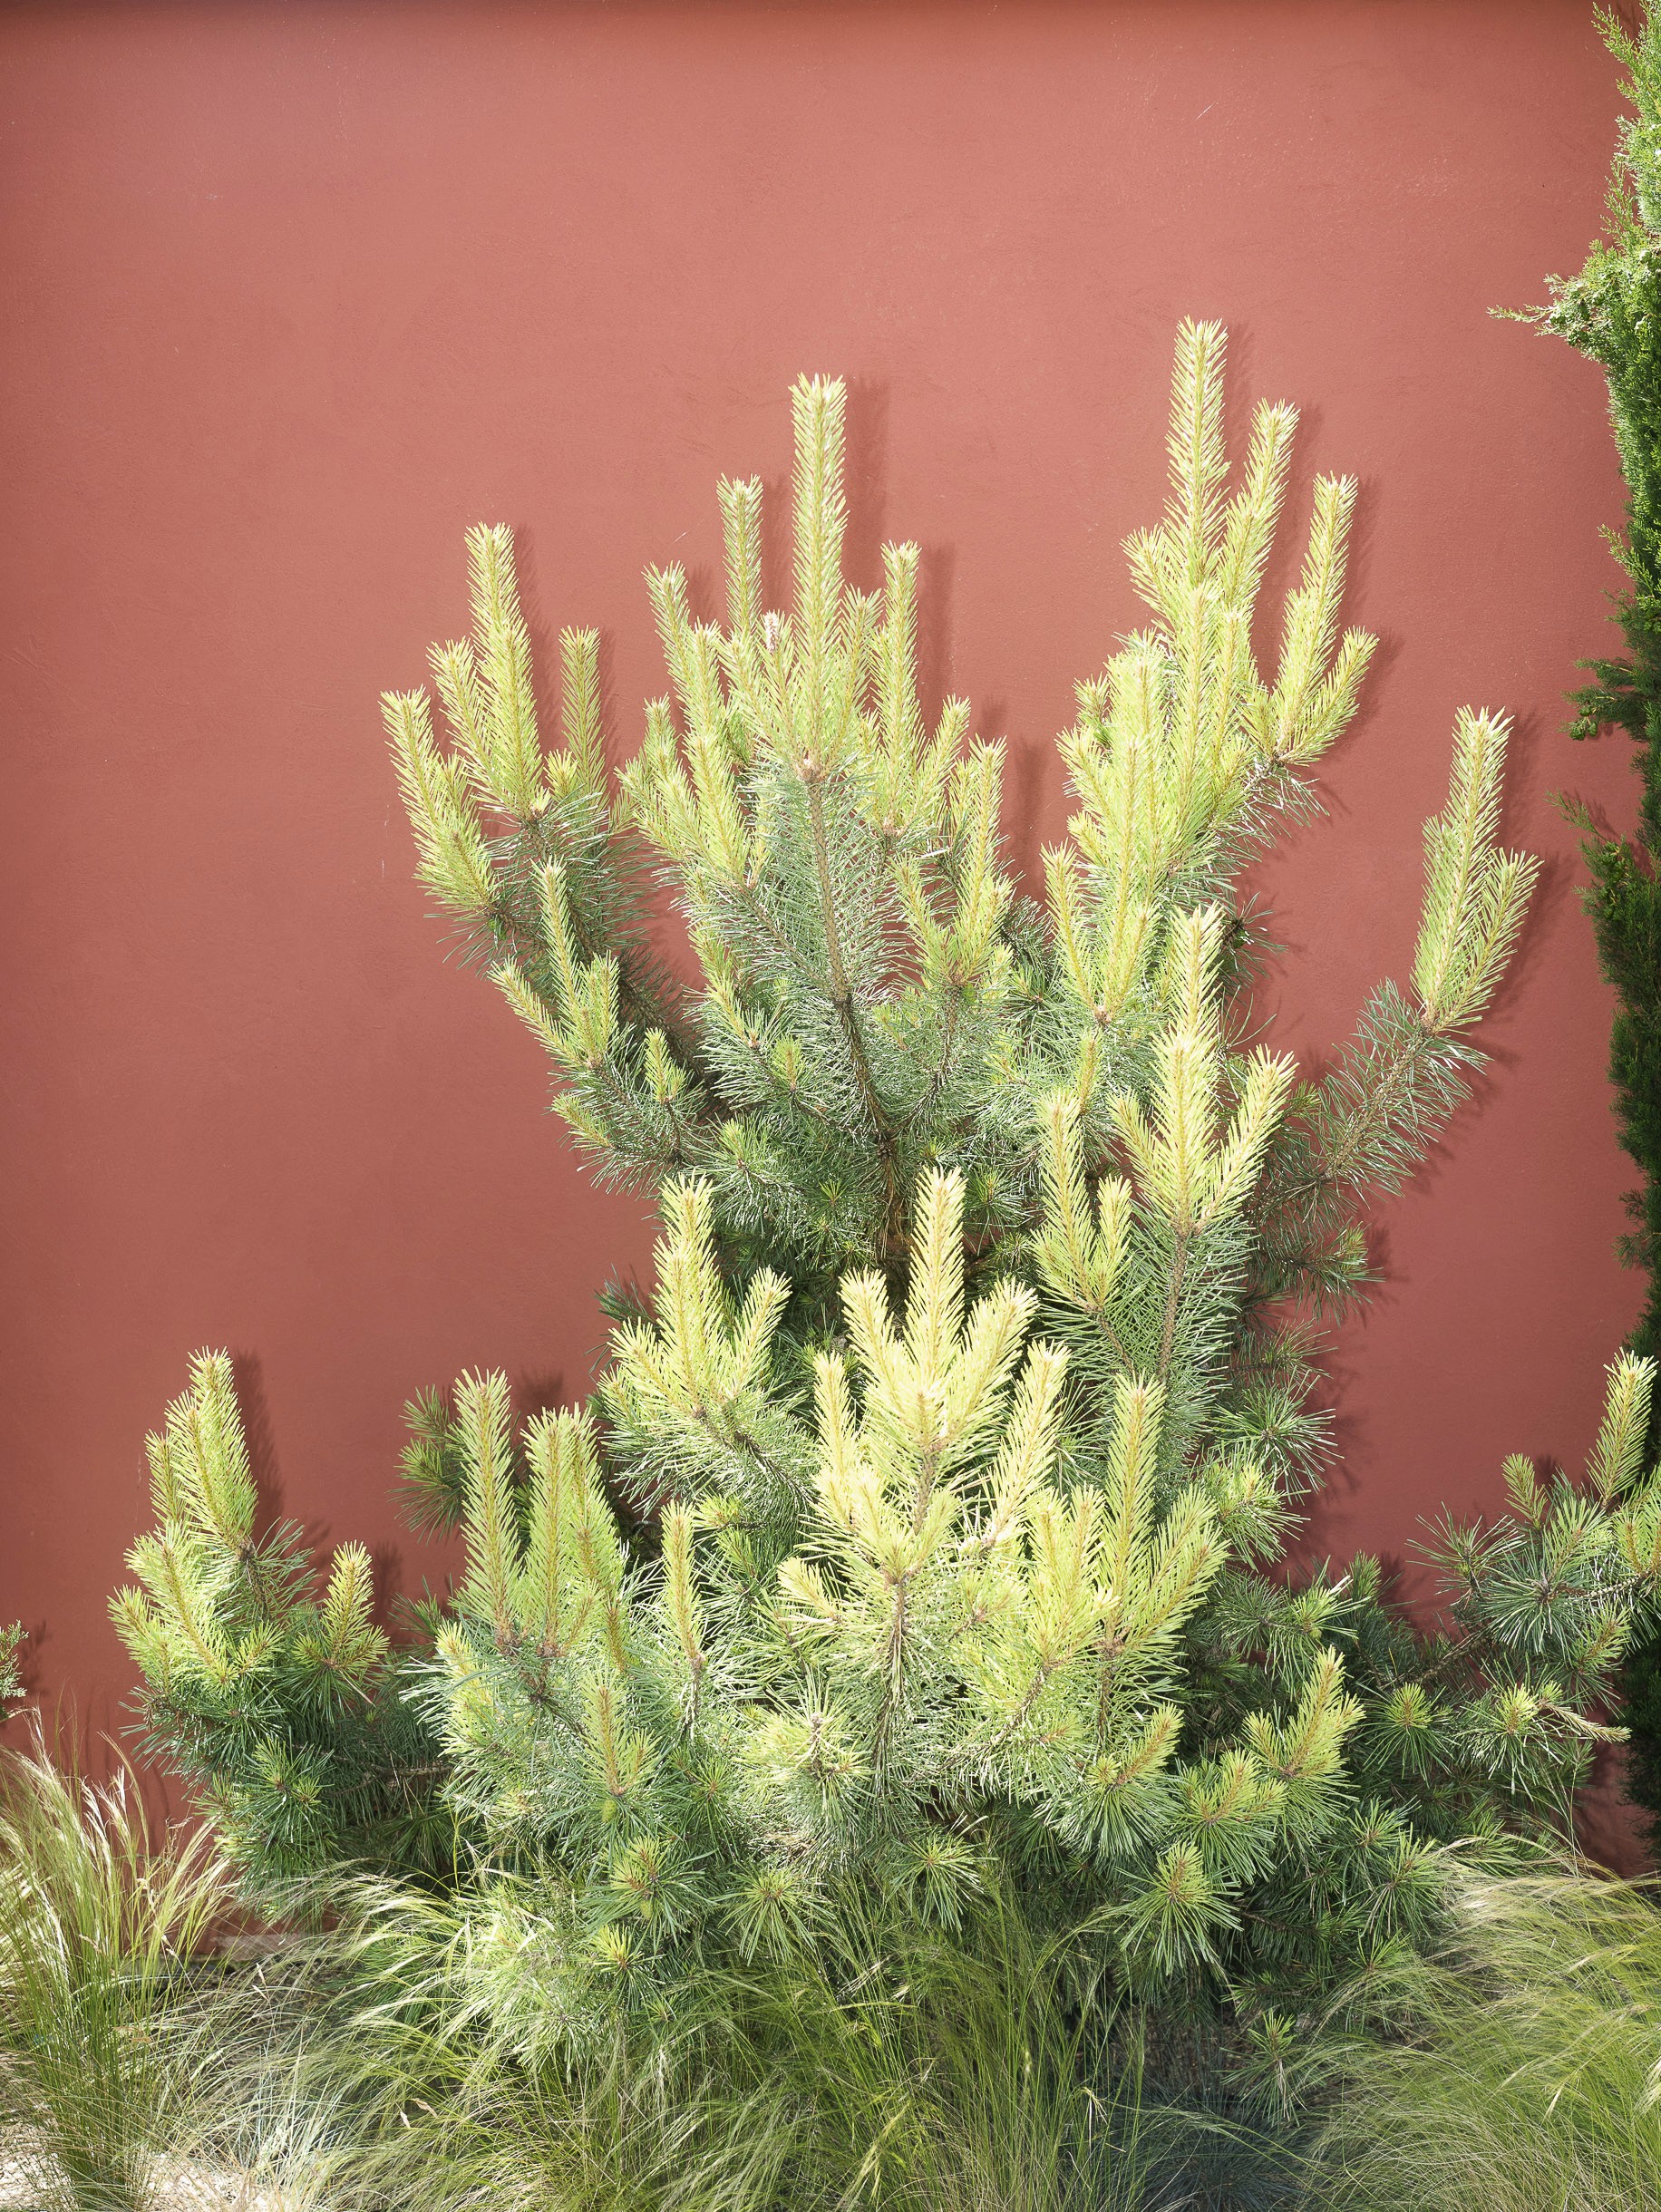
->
<box><xmin>1530</xmin><ymin>3</ymin><xmax>1661</xmax><ymax>1835</ymax></box>
<box><xmin>114</xmin><ymin>329</ymin><xmax>1661</xmax><ymax>2042</ymax></box>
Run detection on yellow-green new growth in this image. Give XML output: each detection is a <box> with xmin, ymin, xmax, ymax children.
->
<box><xmin>1055</xmin><ymin>321</ymin><xmax>1374</xmax><ymax>1057</ymax></box>
<box><xmin>1413</xmin><ymin>708</ymin><xmax>1540</xmax><ymax>1033</ymax></box>
<box><xmin>1108</xmin><ymin>907</ymin><xmax>1297</xmax><ymax>1234</ymax></box>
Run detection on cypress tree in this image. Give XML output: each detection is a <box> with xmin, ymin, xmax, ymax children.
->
<box><xmin>1530</xmin><ymin>2</ymin><xmax>1661</xmax><ymax>1836</ymax></box>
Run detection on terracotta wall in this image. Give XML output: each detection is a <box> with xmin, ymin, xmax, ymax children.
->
<box><xmin>0</xmin><ymin>4</ymin><xmax>1644</xmax><ymax>1764</ymax></box>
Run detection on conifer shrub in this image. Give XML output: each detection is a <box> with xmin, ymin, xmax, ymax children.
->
<box><xmin>1530</xmin><ymin>0</ymin><xmax>1661</xmax><ymax>1840</ymax></box>
<box><xmin>113</xmin><ymin>327</ymin><xmax>1661</xmax><ymax>2052</ymax></box>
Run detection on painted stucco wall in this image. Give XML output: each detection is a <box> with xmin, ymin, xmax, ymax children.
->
<box><xmin>0</xmin><ymin>4</ymin><xmax>1643</xmax><ymax>1826</ymax></box>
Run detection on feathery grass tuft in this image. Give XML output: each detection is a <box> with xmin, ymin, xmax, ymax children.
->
<box><xmin>0</xmin><ymin>1724</ymin><xmax>243</xmax><ymax>2211</ymax></box>
<box><xmin>1308</xmin><ymin>1860</ymin><xmax>1661</xmax><ymax>2212</ymax></box>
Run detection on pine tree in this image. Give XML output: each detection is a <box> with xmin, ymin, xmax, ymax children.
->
<box><xmin>1528</xmin><ymin>0</ymin><xmax>1661</xmax><ymax>1838</ymax></box>
<box><xmin>115</xmin><ymin>327</ymin><xmax>1661</xmax><ymax>2035</ymax></box>
<box><xmin>112</xmin><ymin>1353</ymin><xmax>449</xmax><ymax>1884</ymax></box>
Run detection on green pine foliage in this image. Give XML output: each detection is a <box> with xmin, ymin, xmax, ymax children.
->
<box><xmin>1530</xmin><ymin>1</ymin><xmax>1661</xmax><ymax>1836</ymax></box>
<box><xmin>115</xmin><ymin>328</ymin><xmax>1661</xmax><ymax>2046</ymax></box>
<box><xmin>111</xmin><ymin>1352</ymin><xmax>451</xmax><ymax>1885</ymax></box>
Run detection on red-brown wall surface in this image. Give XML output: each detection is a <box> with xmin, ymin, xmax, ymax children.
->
<box><xmin>0</xmin><ymin>4</ymin><xmax>1646</xmax><ymax>1802</ymax></box>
